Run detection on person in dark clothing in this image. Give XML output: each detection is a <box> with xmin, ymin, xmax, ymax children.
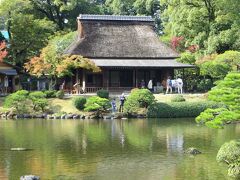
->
<box><xmin>119</xmin><ymin>93</ymin><xmax>125</xmax><ymax>112</ymax></box>
<box><xmin>111</xmin><ymin>98</ymin><xmax>117</xmax><ymax>113</ymax></box>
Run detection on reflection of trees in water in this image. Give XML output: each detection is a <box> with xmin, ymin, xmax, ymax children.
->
<box><xmin>0</xmin><ymin>119</ymin><xmax>239</xmax><ymax>179</ymax></box>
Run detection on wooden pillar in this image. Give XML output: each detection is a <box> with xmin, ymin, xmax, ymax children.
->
<box><xmin>135</xmin><ymin>69</ymin><xmax>138</xmax><ymax>88</ymax></box>
<box><xmin>133</xmin><ymin>69</ymin><xmax>136</xmax><ymax>87</ymax></box>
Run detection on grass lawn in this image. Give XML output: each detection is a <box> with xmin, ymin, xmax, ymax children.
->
<box><xmin>0</xmin><ymin>97</ymin><xmax>5</xmax><ymax>107</ymax></box>
<box><xmin>49</xmin><ymin>97</ymin><xmax>79</xmax><ymax>114</ymax></box>
<box><xmin>154</xmin><ymin>93</ymin><xmax>208</xmax><ymax>103</ymax></box>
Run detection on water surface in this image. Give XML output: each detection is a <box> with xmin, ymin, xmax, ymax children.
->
<box><xmin>0</xmin><ymin>118</ymin><xmax>239</xmax><ymax>180</ymax></box>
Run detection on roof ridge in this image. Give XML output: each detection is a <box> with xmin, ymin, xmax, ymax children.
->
<box><xmin>78</xmin><ymin>14</ymin><xmax>154</xmax><ymax>22</ymax></box>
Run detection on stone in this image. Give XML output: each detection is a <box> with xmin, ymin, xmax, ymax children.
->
<box><xmin>103</xmin><ymin>116</ymin><xmax>111</xmax><ymax>120</ymax></box>
<box><xmin>20</xmin><ymin>175</ymin><xmax>40</xmax><ymax>180</ymax></box>
<box><xmin>73</xmin><ymin>115</ymin><xmax>80</xmax><ymax>119</ymax></box>
<box><xmin>65</xmin><ymin>114</ymin><xmax>73</xmax><ymax>119</ymax></box>
<box><xmin>16</xmin><ymin>114</ymin><xmax>24</xmax><ymax>119</ymax></box>
<box><xmin>185</xmin><ymin>147</ymin><xmax>202</xmax><ymax>155</ymax></box>
<box><xmin>47</xmin><ymin>115</ymin><xmax>53</xmax><ymax>119</ymax></box>
<box><xmin>23</xmin><ymin>114</ymin><xmax>32</xmax><ymax>119</ymax></box>
<box><xmin>80</xmin><ymin>115</ymin><xmax>85</xmax><ymax>119</ymax></box>
<box><xmin>35</xmin><ymin>115</ymin><xmax>44</xmax><ymax>119</ymax></box>
<box><xmin>61</xmin><ymin>114</ymin><xmax>66</xmax><ymax>119</ymax></box>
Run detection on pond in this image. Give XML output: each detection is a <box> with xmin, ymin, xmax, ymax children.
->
<box><xmin>0</xmin><ymin>118</ymin><xmax>239</xmax><ymax>180</ymax></box>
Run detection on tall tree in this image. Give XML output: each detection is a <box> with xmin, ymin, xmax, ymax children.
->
<box><xmin>162</xmin><ymin>0</ymin><xmax>240</xmax><ymax>54</ymax></box>
<box><xmin>30</xmin><ymin>0</ymin><xmax>102</xmax><ymax>30</ymax></box>
<box><xmin>0</xmin><ymin>0</ymin><xmax>56</xmax><ymax>66</ymax></box>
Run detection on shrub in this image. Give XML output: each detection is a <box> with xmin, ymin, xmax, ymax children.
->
<box><xmin>74</xmin><ymin>97</ymin><xmax>87</xmax><ymax>110</ymax></box>
<box><xmin>196</xmin><ymin>79</ymin><xmax>213</xmax><ymax>92</ymax></box>
<box><xmin>97</xmin><ymin>89</ymin><xmax>109</xmax><ymax>99</ymax></box>
<box><xmin>56</xmin><ymin>90</ymin><xmax>65</xmax><ymax>99</ymax></box>
<box><xmin>44</xmin><ymin>90</ymin><xmax>57</xmax><ymax>98</ymax></box>
<box><xmin>217</xmin><ymin>140</ymin><xmax>240</xmax><ymax>178</ymax></box>
<box><xmin>29</xmin><ymin>91</ymin><xmax>48</xmax><ymax>112</ymax></box>
<box><xmin>124</xmin><ymin>89</ymin><xmax>155</xmax><ymax>116</ymax></box>
<box><xmin>196</xmin><ymin>108</ymin><xmax>239</xmax><ymax>128</ymax></box>
<box><xmin>84</xmin><ymin>96</ymin><xmax>110</xmax><ymax>112</ymax></box>
<box><xmin>171</xmin><ymin>95</ymin><xmax>186</xmax><ymax>102</ymax></box>
<box><xmin>4</xmin><ymin>90</ymin><xmax>30</xmax><ymax>114</ymax></box>
<box><xmin>147</xmin><ymin>101</ymin><xmax>224</xmax><ymax>118</ymax></box>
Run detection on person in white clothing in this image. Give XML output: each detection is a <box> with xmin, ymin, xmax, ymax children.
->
<box><xmin>148</xmin><ymin>80</ymin><xmax>153</xmax><ymax>91</ymax></box>
<box><xmin>176</xmin><ymin>77</ymin><xmax>183</xmax><ymax>94</ymax></box>
<box><xmin>166</xmin><ymin>76</ymin><xmax>172</xmax><ymax>94</ymax></box>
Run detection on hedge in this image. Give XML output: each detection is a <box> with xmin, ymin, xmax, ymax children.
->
<box><xmin>147</xmin><ymin>101</ymin><xmax>225</xmax><ymax>118</ymax></box>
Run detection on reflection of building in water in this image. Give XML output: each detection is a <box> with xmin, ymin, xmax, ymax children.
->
<box><xmin>82</xmin><ymin>134</ymin><xmax>87</xmax><ymax>154</ymax></box>
<box><xmin>166</xmin><ymin>130</ymin><xmax>184</xmax><ymax>153</ymax></box>
<box><xmin>111</xmin><ymin>120</ymin><xmax>125</xmax><ymax>148</ymax></box>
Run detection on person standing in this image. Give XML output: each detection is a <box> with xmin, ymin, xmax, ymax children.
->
<box><xmin>140</xmin><ymin>80</ymin><xmax>145</xmax><ymax>88</ymax></box>
<box><xmin>148</xmin><ymin>79</ymin><xmax>153</xmax><ymax>92</ymax></box>
<box><xmin>166</xmin><ymin>76</ymin><xmax>172</xmax><ymax>94</ymax></box>
<box><xmin>119</xmin><ymin>93</ymin><xmax>126</xmax><ymax>113</ymax></box>
<box><xmin>176</xmin><ymin>77</ymin><xmax>183</xmax><ymax>94</ymax></box>
<box><xmin>111</xmin><ymin>98</ymin><xmax>117</xmax><ymax>114</ymax></box>
<box><xmin>4</xmin><ymin>76</ymin><xmax>8</xmax><ymax>94</ymax></box>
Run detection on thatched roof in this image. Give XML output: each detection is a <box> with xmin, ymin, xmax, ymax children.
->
<box><xmin>64</xmin><ymin>15</ymin><xmax>178</xmax><ymax>59</ymax></box>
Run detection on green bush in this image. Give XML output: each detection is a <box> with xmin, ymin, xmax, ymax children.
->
<box><xmin>29</xmin><ymin>91</ymin><xmax>48</xmax><ymax>112</ymax></box>
<box><xmin>4</xmin><ymin>90</ymin><xmax>30</xmax><ymax>113</ymax></box>
<box><xmin>217</xmin><ymin>140</ymin><xmax>240</xmax><ymax>178</ymax></box>
<box><xmin>56</xmin><ymin>90</ymin><xmax>65</xmax><ymax>99</ymax></box>
<box><xmin>171</xmin><ymin>95</ymin><xmax>186</xmax><ymax>102</ymax></box>
<box><xmin>97</xmin><ymin>89</ymin><xmax>109</xmax><ymax>99</ymax></box>
<box><xmin>196</xmin><ymin>108</ymin><xmax>239</xmax><ymax>129</ymax></box>
<box><xmin>124</xmin><ymin>89</ymin><xmax>155</xmax><ymax>116</ymax></box>
<box><xmin>196</xmin><ymin>79</ymin><xmax>214</xmax><ymax>92</ymax></box>
<box><xmin>44</xmin><ymin>90</ymin><xmax>57</xmax><ymax>98</ymax></box>
<box><xmin>74</xmin><ymin>97</ymin><xmax>87</xmax><ymax>110</ymax></box>
<box><xmin>147</xmin><ymin>101</ymin><xmax>224</xmax><ymax>118</ymax></box>
<box><xmin>84</xmin><ymin>96</ymin><xmax>110</xmax><ymax>112</ymax></box>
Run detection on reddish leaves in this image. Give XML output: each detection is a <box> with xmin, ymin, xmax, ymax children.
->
<box><xmin>0</xmin><ymin>41</ymin><xmax>8</xmax><ymax>62</ymax></box>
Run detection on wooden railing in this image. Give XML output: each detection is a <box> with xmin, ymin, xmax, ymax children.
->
<box><xmin>64</xmin><ymin>87</ymin><xmax>134</xmax><ymax>94</ymax></box>
<box><xmin>85</xmin><ymin>87</ymin><xmax>104</xmax><ymax>93</ymax></box>
<box><xmin>85</xmin><ymin>87</ymin><xmax>133</xmax><ymax>93</ymax></box>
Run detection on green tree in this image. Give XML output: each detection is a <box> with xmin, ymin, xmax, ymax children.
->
<box><xmin>162</xmin><ymin>0</ymin><xmax>240</xmax><ymax>54</ymax></box>
<box><xmin>30</xmin><ymin>0</ymin><xmax>102</xmax><ymax>30</ymax></box>
<box><xmin>0</xmin><ymin>0</ymin><xmax>56</xmax><ymax>66</ymax></box>
<box><xmin>24</xmin><ymin>32</ymin><xmax>100</xmax><ymax>89</ymax></box>
<box><xmin>195</xmin><ymin>72</ymin><xmax>240</xmax><ymax>128</ymax></box>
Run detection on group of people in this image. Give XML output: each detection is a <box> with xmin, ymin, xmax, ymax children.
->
<box><xmin>111</xmin><ymin>93</ymin><xmax>126</xmax><ymax>114</ymax></box>
<box><xmin>166</xmin><ymin>76</ymin><xmax>183</xmax><ymax>94</ymax></box>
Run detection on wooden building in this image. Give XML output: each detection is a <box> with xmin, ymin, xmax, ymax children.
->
<box><xmin>64</xmin><ymin>15</ymin><xmax>193</xmax><ymax>93</ymax></box>
<box><xmin>0</xmin><ymin>61</ymin><xmax>18</xmax><ymax>94</ymax></box>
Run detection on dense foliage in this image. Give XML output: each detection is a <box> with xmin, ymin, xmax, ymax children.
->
<box><xmin>195</xmin><ymin>72</ymin><xmax>240</xmax><ymax>128</ymax></box>
<box><xmin>147</xmin><ymin>101</ymin><xmax>223</xmax><ymax>118</ymax></box>
<box><xmin>84</xmin><ymin>96</ymin><xmax>110</xmax><ymax>112</ymax></box>
<box><xmin>73</xmin><ymin>97</ymin><xmax>87</xmax><ymax>110</ymax></box>
<box><xmin>56</xmin><ymin>90</ymin><xmax>65</xmax><ymax>99</ymax></box>
<box><xmin>97</xmin><ymin>89</ymin><xmax>109</xmax><ymax>99</ymax></box>
<box><xmin>43</xmin><ymin>90</ymin><xmax>57</xmax><ymax>98</ymax></box>
<box><xmin>29</xmin><ymin>91</ymin><xmax>48</xmax><ymax>111</ymax></box>
<box><xmin>4</xmin><ymin>90</ymin><xmax>49</xmax><ymax>113</ymax></box>
<box><xmin>217</xmin><ymin>140</ymin><xmax>240</xmax><ymax>178</ymax></box>
<box><xmin>124</xmin><ymin>89</ymin><xmax>155</xmax><ymax>116</ymax></box>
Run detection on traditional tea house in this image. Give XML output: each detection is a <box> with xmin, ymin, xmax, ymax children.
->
<box><xmin>64</xmin><ymin>14</ymin><xmax>193</xmax><ymax>93</ymax></box>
